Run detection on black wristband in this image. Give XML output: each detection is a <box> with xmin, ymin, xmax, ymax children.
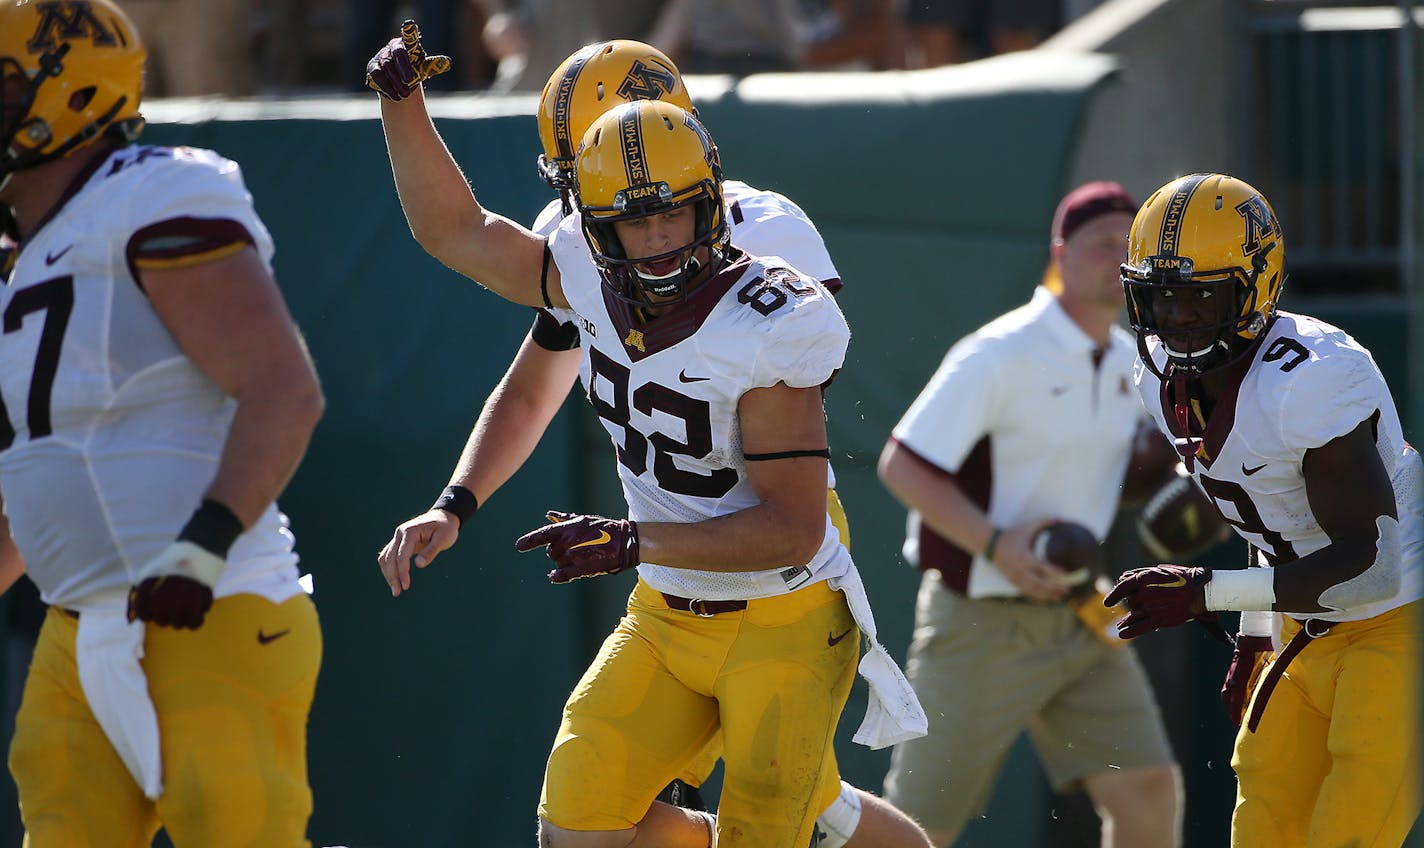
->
<box><xmin>983</xmin><ymin>527</ymin><xmax>1002</xmax><ymax>563</ymax></box>
<box><xmin>177</xmin><ymin>498</ymin><xmax>245</xmax><ymax>558</ymax></box>
<box><xmin>432</xmin><ymin>485</ymin><xmax>479</xmax><ymax>527</ymax></box>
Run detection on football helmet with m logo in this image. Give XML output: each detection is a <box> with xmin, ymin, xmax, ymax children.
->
<box><xmin>1122</xmin><ymin>172</ymin><xmax>1286</xmax><ymax>376</ymax></box>
<box><xmin>0</xmin><ymin>0</ymin><xmax>145</xmax><ymax>185</ymax></box>
<box><xmin>576</xmin><ymin>100</ymin><xmax>727</xmax><ymax>306</ymax></box>
<box><xmin>536</xmin><ymin>40</ymin><xmax>693</xmax><ymax>205</ymax></box>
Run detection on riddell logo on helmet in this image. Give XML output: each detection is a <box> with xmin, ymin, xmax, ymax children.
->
<box><xmin>27</xmin><ymin>1</ymin><xmax>117</xmax><ymax>52</ymax></box>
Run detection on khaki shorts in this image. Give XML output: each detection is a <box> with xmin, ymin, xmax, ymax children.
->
<box><xmin>540</xmin><ymin>578</ymin><xmax>856</xmax><ymax>845</ymax></box>
<box><xmin>883</xmin><ymin>572</ymin><xmax>1173</xmax><ymax>834</ymax></box>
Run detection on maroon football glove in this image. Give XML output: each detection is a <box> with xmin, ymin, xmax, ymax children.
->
<box><xmin>514</xmin><ymin>511</ymin><xmax>640</xmax><ymax>584</ymax></box>
<box><xmin>365</xmin><ymin>20</ymin><xmax>451</xmax><ymax>101</ymax></box>
<box><xmin>1102</xmin><ymin>564</ymin><xmax>1212</xmax><ymax>639</ymax></box>
<box><xmin>1221</xmin><ymin>634</ymin><xmax>1274</xmax><ymax>727</ymax></box>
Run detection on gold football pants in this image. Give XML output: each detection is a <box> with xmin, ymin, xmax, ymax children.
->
<box><xmin>540</xmin><ymin>578</ymin><xmax>857</xmax><ymax>846</ymax></box>
<box><xmin>1231</xmin><ymin>601</ymin><xmax>1421</xmax><ymax>847</ymax></box>
<box><xmin>10</xmin><ymin>593</ymin><xmax>321</xmax><ymax>848</ymax></box>
<box><xmin>674</xmin><ymin>488</ymin><xmax>853</xmax><ymax>793</ymax></box>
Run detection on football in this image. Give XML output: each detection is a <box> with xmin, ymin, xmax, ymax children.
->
<box><xmin>1137</xmin><ymin>466</ymin><xmax>1229</xmax><ymax>560</ymax></box>
<box><xmin>1032</xmin><ymin>521</ymin><xmax>1103</xmax><ymax>587</ymax></box>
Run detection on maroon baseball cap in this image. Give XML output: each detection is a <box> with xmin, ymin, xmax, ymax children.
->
<box><xmin>1052</xmin><ymin>181</ymin><xmax>1137</xmax><ymax>244</ymax></box>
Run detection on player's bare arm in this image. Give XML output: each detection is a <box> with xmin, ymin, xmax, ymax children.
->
<box><xmin>378</xmin><ymin>334</ymin><xmax>582</xmax><ymax>595</ymax></box>
<box><xmin>878</xmin><ymin>439</ymin><xmax>1065</xmax><ymax>602</ymax></box>
<box><xmin>635</xmin><ymin>380</ymin><xmax>831</xmax><ymax>571</ymax></box>
<box><xmin>1109</xmin><ymin>414</ymin><xmax>1405</xmax><ymax>632</ymax></box>
<box><xmin>515</xmin><ymin>381</ymin><xmax>833</xmax><ymax>580</ymax></box>
<box><xmin>0</xmin><ymin>488</ymin><xmax>26</xmax><ymax>597</ymax></box>
<box><xmin>144</xmin><ymin>246</ymin><xmax>324</xmax><ymax>526</ymax></box>
<box><xmin>1271</xmin><ymin>416</ymin><xmax>1400</xmax><ymax>613</ymax></box>
<box><xmin>370</xmin><ymin>24</ymin><xmax>566</xmax><ymax>308</ymax></box>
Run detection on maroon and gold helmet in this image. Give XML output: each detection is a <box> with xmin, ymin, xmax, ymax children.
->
<box><xmin>1122</xmin><ymin>173</ymin><xmax>1286</xmax><ymax>376</ymax></box>
<box><xmin>576</xmin><ymin>100</ymin><xmax>726</xmax><ymax>306</ymax></box>
<box><xmin>0</xmin><ymin>0</ymin><xmax>146</xmax><ymax>184</ymax></box>
<box><xmin>536</xmin><ymin>40</ymin><xmax>693</xmax><ymax>200</ymax></box>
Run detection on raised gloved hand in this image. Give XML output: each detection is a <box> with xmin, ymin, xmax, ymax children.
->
<box><xmin>1221</xmin><ymin>635</ymin><xmax>1274</xmax><ymax>727</ymax></box>
<box><xmin>514</xmin><ymin>511</ymin><xmax>639</xmax><ymax>584</ymax></box>
<box><xmin>128</xmin><ymin>499</ymin><xmax>242</xmax><ymax>629</ymax></box>
<box><xmin>1102</xmin><ymin>564</ymin><xmax>1213</xmax><ymax>640</ymax></box>
<box><xmin>365</xmin><ymin>20</ymin><xmax>452</xmax><ymax>101</ymax></box>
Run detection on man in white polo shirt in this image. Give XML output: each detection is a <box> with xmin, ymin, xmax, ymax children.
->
<box><xmin>878</xmin><ymin>183</ymin><xmax>1182</xmax><ymax>848</ymax></box>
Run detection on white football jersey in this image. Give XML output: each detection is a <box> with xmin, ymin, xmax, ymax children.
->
<box><xmin>549</xmin><ymin>213</ymin><xmax>852</xmax><ymax>601</ymax></box>
<box><xmin>1136</xmin><ymin>311</ymin><xmax>1423</xmax><ymax>622</ymax></box>
<box><xmin>0</xmin><ymin>145</ymin><xmax>304</xmax><ymax>609</ymax></box>
<box><xmin>532</xmin><ymin>179</ymin><xmax>843</xmax><ymax>488</ymax></box>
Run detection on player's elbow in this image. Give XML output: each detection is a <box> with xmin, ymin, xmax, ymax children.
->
<box><xmin>877</xmin><ymin>440</ymin><xmax>909</xmax><ymax>495</ymax></box>
<box><xmin>290</xmin><ymin>378</ymin><xmax>326</xmax><ymax>435</ymax></box>
<box><xmin>779</xmin><ymin>513</ymin><xmax>826</xmax><ymax>567</ymax></box>
<box><xmin>267</xmin><ymin>362</ymin><xmax>326</xmax><ymax>436</ymax></box>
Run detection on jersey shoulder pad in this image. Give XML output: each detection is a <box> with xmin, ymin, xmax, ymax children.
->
<box><xmin>1262</xmin><ymin>313</ymin><xmax>1388</xmax><ymax>450</ymax></box>
<box><xmin>531</xmin><ymin>198</ymin><xmax>566</xmax><ymax>237</ymax></box>
<box><xmin>116</xmin><ymin>146</ymin><xmax>264</xmax><ymax>233</ymax></box>
<box><xmin>725</xmin><ymin>186</ymin><xmax>837</xmax><ymax>285</ymax></box>
<box><xmin>740</xmin><ymin>260</ymin><xmax>849</xmax><ymax>390</ymax></box>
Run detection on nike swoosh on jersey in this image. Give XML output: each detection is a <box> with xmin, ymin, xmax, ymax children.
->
<box><xmin>1145</xmin><ymin>575</ymin><xmax>1187</xmax><ymax>589</ymax></box>
<box><xmin>827</xmin><ymin>627</ymin><xmax>855</xmax><ymax>647</ymax></box>
<box><xmin>678</xmin><ymin>370</ymin><xmax>710</xmax><ymax>383</ymax></box>
<box><xmin>571</xmin><ymin>530</ymin><xmax>612</xmax><ymax>549</ymax></box>
<box><xmin>1242</xmin><ymin>463</ymin><xmax>1267</xmax><ymax>476</ymax></box>
<box><xmin>257</xmin><ymin>628</ymin><xmax>291</xmax><ymax>645</ymax></box>
<box><xmin>45</xmin><ymin>245</ymin><xmax>74</xmax><ymax>265</ymax></box>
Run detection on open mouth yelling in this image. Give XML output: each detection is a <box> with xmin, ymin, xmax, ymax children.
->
<box><xmin>636</xmin><ymin>255</ymin><xmax>683</xmax><ymax>280</ymax></box>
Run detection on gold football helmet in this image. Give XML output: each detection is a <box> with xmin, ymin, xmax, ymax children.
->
<box><xmin>536</xmin><ymin>40</ymin><xmax>693</xmax><ymax>203</ymax></box>
<box><xmin>1122</xmin><ymin>173</ymin><xmax>1286</xmax><ymax>375</ymax></box>
<box><xmin>576</xmin><ymin>100</ymin><xmax>726</xmax><ymax>305</ymax></box>
<box><xmin>0</xmin><ymin>0</ymin><xmax>145</xmax><ymax>184</ymax></box>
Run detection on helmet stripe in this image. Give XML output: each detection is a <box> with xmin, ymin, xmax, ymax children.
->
<box><xmin>1156</xmin><ymin>172</ymin><xmax>1210</xmax><ymax>259</ymax></box>
<box><xmin>619</xmin><ymin>107</ymin><xmax>648</xmax><ymax>191</ymax></box>
<box><xmin>551</xmin><ymin>44</ymin><xmax>599</xmax><ymax>162</ymax></box>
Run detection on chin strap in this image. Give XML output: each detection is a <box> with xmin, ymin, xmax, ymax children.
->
<box><xmin>1171</xmin><ymin>374</ymin><xmax>1203</xmax><ymax>472</ymax></box>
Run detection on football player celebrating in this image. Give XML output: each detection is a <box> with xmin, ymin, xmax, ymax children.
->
<box><xmin>371</xmin><ymin>31</ymin><xmax>931</xmax><ymax>848</ymax></box>
<box><xmin>1106</xmin><ymin>172</ymin><xmax>1422</xmax><ymax>847</ymax></box>
<box><xmin>0</xmin><ymin>1</ymin><xmax>324</xmax><ymax>845</ymax></box>
<box><xmin>368</xmin><ymin>27</ymin><xmax>926</xmax><ymax>848</ymax></box>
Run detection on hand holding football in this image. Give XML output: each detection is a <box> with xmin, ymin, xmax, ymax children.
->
<box><xmin>1032</xmin><ymin>521</ymin><xmax>1102</xmax><ymax>588</ymax></box>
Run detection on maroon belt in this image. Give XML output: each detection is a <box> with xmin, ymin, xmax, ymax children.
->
<box><xmin>661</xmin><ymin>593</ymin><xmax>748</xmax><ymax>617</ymax></box>
<box><xmin>1246</xmin><ymin>618</ymin><xmax>1332</xmax><ymax>733</ymax></box>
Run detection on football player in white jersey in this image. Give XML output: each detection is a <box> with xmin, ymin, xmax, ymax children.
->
<box><xmin>0</xmin><ymin>1</ymin><xmax>325</xmax><ymax>845</ymax></box>
<box><xmin>371</xmin><ymin>32</ymin><xmax>930</xmax><ymax>848</ymax></box>
<box><xmin>1105</xmin><ymin>173</ymin><xmax>1422</xmax><ymax>847</ymax></box>
<box><xmin>368</xmin><ymin>27</ymin><xmax>925</xmax><ymax>848</ymax></box>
